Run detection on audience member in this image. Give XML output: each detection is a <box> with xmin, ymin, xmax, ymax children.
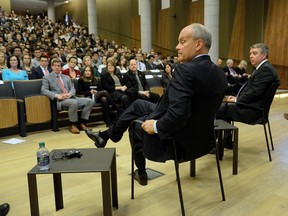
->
<box><xmin>41</xmin><ymin>59</ymin><xmax>94</xmax><ymax>134</ymax></box>
<box><xmin>85</xmin><ymin>23</ymin><xmax>227</xmax><ymax>186</ymax></box>
<box><xmin>100</xmin><ymin>59</ymin><xmax>131</xmax><ymax>108</ymax></box>
<box><xmin>30</xmin><ymin>48</ymin><xmax>41</xmax><ymax>68</ymax></box>
<box><xmin>135</xmin><ymin>52</ymin><xmax>146</xmax><ymax>71</ymax></box>
<box><xmin>2</xmin><ymin>55</ymin><xmax>28</xmax><ymax>82</ymax></box>
<box><xmin>21</xmin><ymin>54</ymin><xmax>32</xmax><ymax>75</ymax></box>
<box><xmin>161</xmin><ymin>63</ymin><xmax>174</xmax><ymax>89</ymax></box>
<box><xmin>0</xmin><ymin>51</ymin><xmax>7</xmax><ymax>74</ymax></box>
<box><xmin>61</xmin><ymin>56</ymin><xmax>82</xmax><ymax>80</ymax></box>
<box><xmin>123</xmin><ymin>59</ymin><xmax>160</xmax><ymax>103</ymax></box>
<box><xmin>145</xmin><ymin>55</ymin><xmax>157</xmax><ymax>70</ymax></box>
<box><xmin>216</xmin><ymin>43</ymin><xmax>279</xmax><ymax>148</ymax></box>
<box><xmin>77</xmin><ymin>65</ymin><xmax>120</xmax><ymax>127</ymax></box>
<box><xmin>30</xmin><ymin>55</ymin><xmax>52</xmax><ymax>79</ymax></box>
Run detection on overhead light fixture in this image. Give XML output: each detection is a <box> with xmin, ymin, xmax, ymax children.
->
<box><xmin>65</xmin><ymin>0</ymin><xmax>69</xmax><ymax>3</ymax></box>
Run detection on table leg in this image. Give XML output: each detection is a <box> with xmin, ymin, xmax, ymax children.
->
<box><xmin>101</xmin><ymin>170</ymin><xmax>112</xmax><ymax>216</ymax></box>
<box><xmin>53</xmin><ymin>173</ymin><xmax>64</xmax><ymax>211</ymax></box>
<box><xmin>111</xmin><ymin>152</ymin><xmax>118</xmax><ymax>208</ymax></box>
<box><xmin>233</xmin><ymin>129</ymin><xmax>238</xmax><ymax>175</ymax></box>
<box><xmin>190</xmin><ymin>160</ymin><xmax>196</xmax><ymax>177</ymax></box>
<box><xmin>27</xmin><ymin>173</ymin><xmax>40</xmax><ymax>216</ymax></box>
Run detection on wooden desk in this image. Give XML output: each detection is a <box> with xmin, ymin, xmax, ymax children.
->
<box><xmin>190</xmin><ymin>120</ymin><xmax>239</xmax><ymax>176</ymax></box>
<box><xmin>27</xmin><ymin>148</ymin><xmax>118</xmax><ymax>216</ymax></box>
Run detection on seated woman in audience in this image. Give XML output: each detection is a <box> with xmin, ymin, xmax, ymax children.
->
<box><xmin>235</xmin><ymin>60</ymin><xmax>249</xmax><ymax>83</ymax></box>
<box><xmin>101</xmin><ymin>59</ymin><xmax>131</xmax><ymax>108</ymax></box>
<box><xmin>2</xmin><ymin>55</ymin><xmax>28</xmax><ymax>83</ymax></box>
<box><xmin>80</xmin><ymin>55</ymin><xmax>100</xmax><ymax>77</ymax></box>
<box><xmin>161</xmin><ymin>63</ymin><xmax>174</xmax><ymax>89</ymax></box>
<box><xmin>77</xmin><ymin>65</ymin><xmax>120</xmax><ymax>127</ymax></box>
<box><xmin>0</xmin><ymin>51</ymin><xmax>7</xmax><ymax>76</ymax></box>
<box><xmin>22</xmin><ymin>54</ymin><xmax>32</xmax><ymax>77</ymax></box>
<box><xmin>117</xmin><ymin>56</ymin><xmax>128</xmax><ymax>73</ymax></box>
<box><xmin>61</xmin><ymin>56</ymin><xmax>82</xmax><ymax>88</ymax></box>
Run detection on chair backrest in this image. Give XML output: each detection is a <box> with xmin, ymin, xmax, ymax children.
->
<box><xmin>261</xmin><ymin>81</ymin><xmax>280</xmax><ymax>121</ymax></box>
<box><xmin>0</xmin><ymin>81</ymin><xmax>15</xmax><ymax>97</ymax></box>
<box><xmin>13</xmin><ymin>79</ymin><xmax>43</xmax><ymax>99</ymax></box>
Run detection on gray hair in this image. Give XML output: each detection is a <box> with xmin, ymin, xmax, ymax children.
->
<box><xmin>190</xmin><ymin>23</ymin><xmax>212</xmax><ymax>49</ymax></box>
<box><xmin>250</xmin><ymin>43</ymin><xmax>269</xmax><ymax>57</ymax></box>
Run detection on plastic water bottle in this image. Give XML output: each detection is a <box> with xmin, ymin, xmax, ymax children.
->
<box><xmin>37</xmin><ymin>142</ymin><xmax>50</xmax><ymax>171</ymax></box>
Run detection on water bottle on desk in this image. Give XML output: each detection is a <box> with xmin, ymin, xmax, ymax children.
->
<box><xmin>37</xmin><ymin>142</ymin><xmax>50</xmax><ymax>171</ymax></box>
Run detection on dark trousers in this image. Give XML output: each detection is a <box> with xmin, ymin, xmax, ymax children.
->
<box><xmin>107</xmin><ymin>99</ymin><xmax>157</xmax><ymax>171</ymax></box>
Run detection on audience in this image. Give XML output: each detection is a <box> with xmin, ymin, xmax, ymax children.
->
<box><xmin>161</xmin><ymin>63</ymin><xmax>174</xmax><ymax>89</ymax></box>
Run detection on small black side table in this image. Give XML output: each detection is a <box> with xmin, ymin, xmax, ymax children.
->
<box><xmin>27</xmin><ymin>148</ymin><xmax>118</xmax><ymax>216</ymax></box>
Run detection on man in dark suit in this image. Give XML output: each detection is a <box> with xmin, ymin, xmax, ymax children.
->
<box><xmin>216</xmin><ymin>43</ymin><xmax>279</xmax><ymax>147</ymax></box>
<box><xmin>145</xmin><ymin>55</ymin><xmax>157</xmax><ymax>70</ymax></box>
<box><xmin>41</xmin><ymin>59</ymin><xmax>94</xmax><ymax>134</ymax></box>
<box><xmin>30</xmin><ymin>55</ymin><xmax>52</xmax><ymax>79</ymax></box>
<box><xmin>85</xmin><ymin>23</ymin><xmax>227</xmax><ymax>185</ymax></box>
<box><xmin>123</xmin><ymin>59</ymin><xmax>160</xmax><ymax>103</ymax></box>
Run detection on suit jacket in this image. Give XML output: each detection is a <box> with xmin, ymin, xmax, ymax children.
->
<box><xmin>237</xmin><ymin>61</ymin><xmax>278</xmax><ymax>108</ymax></box>
<box><xmin>41</xmin><ymin>72</ymin><xmax>75</xmax><ymax>110</ymax></box>
<box><xmin>123</xmin><ymin>70</ymin><xmax>148</xmax><ymax>99</ymax></box>
<box><xmin>143</xmin><ymin>55</ymin><xmax>228</xmax><ymax>162</ymax></box>
<box><xmin>30</xmin><ymin>66</ymin><xmax>52</xmax><ymax>79</ymax></box>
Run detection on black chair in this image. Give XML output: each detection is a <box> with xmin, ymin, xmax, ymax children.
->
<box><xmin>0</xmin><ymin>81</ymin><xmax>18</xmax><ymax>130</ymax></box>
<box><xmin>232</xmin><ymin>81</ymin><xmax>280</xmax><ymax>161</ymax></box>
<box><xmin>13</xmin><ymin>80</ymin><xmax>52</xmax><ymax>137</ymax></box>
<box><xmin>129</xmin><ymin>120</ymin><xmax>225</xmax><ymax>216</ymax></box>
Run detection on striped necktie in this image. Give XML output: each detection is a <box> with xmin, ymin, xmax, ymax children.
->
<box><xmin>57</xmin><ymin>75</ymin><xmax>67</xmax><ymax>93</ymax></box>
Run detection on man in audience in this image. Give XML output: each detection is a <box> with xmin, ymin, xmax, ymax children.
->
<box><xmin>30</xmin><ymin>55</ymin><xmax>52</xmax><ymax>79</ymax></box>
<box><xmin>41</xmin><ymin>59</ymin><xmax>94</xmax><ymax>134</ymax></box>
<box><xmin>216</xmin><ymin>43</ymin><xmax>279</xmax><ymax>148</ymax></box>
<box><xmin>145</xmin><ymin>55</ymin><xmax>157</xmax><ymax>70</ymax></box>
<box><xmin>124</xmin><ymin>58</ymin><xmax>160</xmax><ymax>104</ymax></box>
<box><xmin>135</xmin><ymin>52</ymin><xmax>146</xmax><ymax>71</ymax></box>
<box><xmin>85</xmin><ymin>23</ymin><xmax>227</xmax><ymax>186</ymax></box>
<box><xmin>30</xmin><ymin>47</ymin><xmax>41</xmax><ymax>68</ymax></box>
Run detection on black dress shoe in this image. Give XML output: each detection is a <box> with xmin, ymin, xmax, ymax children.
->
<box><xmin>84</xmin><ymin>128</ymin><xmax>107</xmax><ymax>148</ymax></box>
<box><xmin>0</xmin><ymin>203</ymin><xmax>10</xmax><ymax>216</ymax></box>
<box><xmin>134</xmin><ymin>169</ymin><xmax>148</xmax><ymax>186</ymax></box>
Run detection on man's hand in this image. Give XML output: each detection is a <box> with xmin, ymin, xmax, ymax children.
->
<box><xmin>139</xmin><ymin>91</ymin><xmax>150</xmax><ymax>98</ymax></box>
<box><xmin>141</xmin><ymin>119</ymin><xmax>155</xmax><ymax>134</ymax></box>
<box><xmin>226</xmin><ymin>95</ymin><xmax>236</xmax><ymax>103</ymax></box>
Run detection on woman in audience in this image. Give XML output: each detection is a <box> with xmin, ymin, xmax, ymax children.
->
<box><xmin>77</xmin><ymin>65</ymin><xmax>120</xmax><ymax>126</ymax></box>
<box><xmin>2</xmin><ymin>55</ymin><xmax>28</xmax><ymax>82</ymax></box>
<box><xmin>80</xmin><ymin>55</ymin><xmax>100</xmax><ymax>77</ymax></box>
<box><xmin>0</xmin><ymin>51</ymin><xmax>7</xmax><ymax>75</ymax></box>
<box><xmin>61</xmin><ymin>56</ymin><xmax>82</xmax><ymax>87</ymax></box>
<box><xmin>101</xmin><ymin>59</ymin><xmax>131</xmax><ymax>108</ymax></box>
<box><xmin>235</xmin><ymin>60</ymin><xmax>249</xmax><ymax>83</ymax></box>
<box><xmin>117</xmin><ymin>56</ymin><xmax>128</xmax><ymax>73</ymax></box>
<box><xmin>22</xmin><ymin>54</ymin><xmax>32</xmax><ymax>77</ymax></box>
<box><xmin>161</xmin><ymin>63</ymin><xmax>174</xmax><ymax>89</ymax></box>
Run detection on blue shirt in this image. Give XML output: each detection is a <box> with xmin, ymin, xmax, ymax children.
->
<box><xmin>2</xmin><ymin>68</ymin><xmax>28</xmax><ymax>81</ymax></box>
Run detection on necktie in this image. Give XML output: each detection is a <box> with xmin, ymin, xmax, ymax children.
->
<box><xmin>230</xmin><ymin>68</ymin><xmax>236</xmax><ymax>75</ymax></box>
<box><xmin>44</xmin><ymin>69</ymin><xmax>49</xmax><ymax>75</ymax></box>
<box><xmin>57</xmin><ymin>75</ymin><xmax>67</xmax><ymax>93</ymax></box>
<box><xmin>135</xmin><ymin>73</ymin><xmax>143</xmax><ymax>91</ymax></box>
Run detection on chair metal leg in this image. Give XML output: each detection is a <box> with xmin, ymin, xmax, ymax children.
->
<box><xmin>173</xmin><ymin>142</ymin><xmax>185</xmax><ymax>216</ymax></box>
<box><xmin>267</xmin><ymin>119</ymin><xmax>274</xmax><ymax>151</ymax></box>
<box><xmin>263</xmin><ymin>123</ymin><xmax>272</xmax><ymax>161</ymax></box>
<box><xmin>215</xmin><ymin>141</ymin><xmax>226</xmax><ymax>201</ymax></box>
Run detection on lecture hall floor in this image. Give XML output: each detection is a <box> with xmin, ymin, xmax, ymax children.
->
<box><xmin>1</xmin><ymin>93</ymin><xmax>288</xmax><ymax>216</ymax></box>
